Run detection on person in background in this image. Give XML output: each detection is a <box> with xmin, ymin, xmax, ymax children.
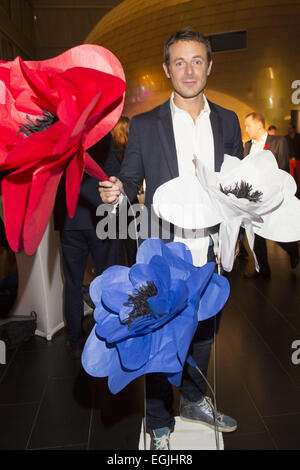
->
<box><xmin>243</xmin><ymin>113</ymin><xmax>299</xmax><ymax>279</ymax></box>
<box><xmin>285</xmin><ymin>123</ymin><xmax>300</xmax><ymax>161</ymax></box>
<box><xmin>268</xmin><ymin>125</ymin><xmax>277</xmax><ymax>135</ymax></box>
<box><xmin>285</xmin><ymin>123</ymin><xmax>300</xmax><ymax>197</ymax></box>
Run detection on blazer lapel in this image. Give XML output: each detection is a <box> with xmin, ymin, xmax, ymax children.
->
<box><xmin>208</xmin><ymin>100</ymin><xmax>223</xmax><ymax>171</ymax></box>
<box><xmin>265</xmin><ymin>134</ymin><xmax>274</xmax><ymax>150</ymax></box>
<box><xmin>244</xmin><ymin>140</ymin><xmax>252</xmax><ymax>156</ymax></box>
<box><xmin>157</xmin><ymin>100</ymin><xmax>179</xmax><ymax>179</ymax></box>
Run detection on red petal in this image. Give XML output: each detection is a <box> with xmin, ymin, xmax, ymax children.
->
<box><xmin>32</xmin><ymin>45</ymin><xmax>126</xmax><ymax>150</ymax></box>
<box><xmin>1</xmin><ymin>149</ymin><xmax>74</xmax><ymax>253</ymax></box>
<box><xmin>65</xmin><ymin>151</ymin><xmax>84</xmax><ymax>218</ymax></box>
<box><xmin>23</xmin><ymin>166</ymin><xmax>64</xmax><ymax>254</ymax></box>
<box><xmin>54</xmin><ymin>93</ymin><xmax>103</xmax><ymax>157</ymax></box>
<box><xmin>84</xmin><ymin>152</ymin><xmax>109</xmax><ymax>181</ymax></box>
<box><xmin>3</xmin><ymin>57</ymin><xmax>27</xmax><ymax>100</ymax></box>
<box><xmin>53</xmin><ymin>68</ymin><xmax>125</xmax><ymax>152</ymax></box>
<box><xmin>2</xmin><ymin>167</ymin><xmax>33</xmax><ymax>252</ymax></box>
<box><xmin>15</xmin><ymin>58</ymin><xmax>59</xmax><ymax>115</ymax></box>
<box><xmin>0</xmin><ymin>121</ymin><xmax>61</xmax><ymax>169</ymax></box>
<box><xmin>0</xmin><ymin>45</ymin><xmax>126</xmax><ymax>253</ymax></box>
<box><xmin>30</xmin><ymin>44</ymin><xmax>125</xmax><ymax>80</ymax></box>
<box><xmin>0</xmin><ymin>67</ymin><xmax>11</xmax><ymax>90</ymax></box>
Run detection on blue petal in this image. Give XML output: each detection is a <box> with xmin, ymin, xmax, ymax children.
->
<box><xmin>129</xmin><ymin>260</ymin><xmax>170</xmax><ymax>292</ymax></box>
<box><xmin>187</xmin><ymin>262</ymin><xmax>216</xmax><ymax>306</ymax></box>
<box><xmin>167</xmin><ymin>304</ymin><xmax>197</xmax><ymax>365</ymax></box>
<box><xmin>107</xmin><ymin>368</ymin><xmax>141</xmax><ymax>395</ymax></box>
<box><xmin>83</xmin><ymin>316</ymin><xmax>186</xmax><ymax>394</ymax></box>
<box><xmin>136</xmin><ymin>238</ymin><xmax>166</xmax><ymax>264</ymax></box>
<box><xmin>168</xmin><ymin>280</ymin><xmax>189</xmax><ymax>315</ymax></box>
<box><xmin>81</xmin><ymin>325</ymin><xmax>119</xmax><ymax>378</ymax></box>
<box><xmin>90</xmin><ymin>265</ymin><xmax>129</xmax><ymax>304</ymax></box>
<box><xmin>93</xmin><ymin>303</ymin><xmax>111</xmax><ymax>324</ymax></box>
<box><xmin>96</xmin><ymin>313</ymin><xmax>129</xmax><ymax>343</ymax></box>
<box><xmin>101</xmin><ymin>286</ymin><xmax>133</xmax><ymax>313</ymax></box>
<box><xmin>128</xmin><ymin>314</ymin><xmax>161</xmax><ymax>333</ymax></box>
<box><xmin>148</xmin><ymin>255</ymin><xmax>171</xmax><ymax>291</ymax></box>
<box><xmin>167</xmin><ymin>370</ymin><xmax>183</xmax><ymax>387</ymax></box>
<box><xmin>82</xmin><ymin>327</ymin><xmax>144</xmax><ymax>395</ymax></box>
<box><xmin>197</xmin><ymin>273</ymin><xmax>230</xmax><ymax>321</ymax></box>
<box><xmin>145</xmin><ymin>327</ymin><xmax>182</xmax><ymax>374</ymax></box>
<box><xmin>116</xmin><ymin>334</ymin><xmax>151</xmax><ymax>370</ymax></box>
<box><xmin>164</xmin><ymin>245</ymin><xmax>195</xmax><ymax>282</ymax></box>
<box><xmin>147</xmin><ymin>294</ymin><xmax>171</xmax><ymax>315</ymax></box>
<box><xmin>166</xmin><ymin>241</ymin><xmax>194</xmax><ymax>264</ymax></box>
<box><xmin>133</xmin><ymin>282</ymin><xmax>187</xmax><ymax>333</ymax></box>
<box><xmin>136</xmin><ymin>238</ymin><xmax>193</xmax><ymax>283</ymax></box>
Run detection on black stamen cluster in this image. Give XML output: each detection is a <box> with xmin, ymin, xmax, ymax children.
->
<box><xmin>18</xmin><ymin>110</ymin><xmax>58</xmax><ymax>138</ymax></box>
<box><xmin>124</xmin><ymin>281</ymin><xmax>158</xmax><ymax>327</ymax></box>
<box><xmin>220</xmin><ymin>180</ymin><xmax>263</xmax><ymax>202</ymax></box>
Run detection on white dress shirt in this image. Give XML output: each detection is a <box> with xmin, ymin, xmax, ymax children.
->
<box><xmin>170</xmin><ymin>93</ymin><xmax>215</xmax><ymax>266</ymax></box>
<box><xmin>249</xmin><ymin>131</ymin><xmax>268</xmax><ymax>154</ymax></box>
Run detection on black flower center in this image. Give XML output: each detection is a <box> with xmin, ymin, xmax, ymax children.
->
<box><xmin>220</xmin><ymin>180</ymin><xmax>263</xmax><ymax>202</ymax></box>
<box><xmin>18</xmin><ymin>110</ymin><xmax>58</xmax><ymax>138</ymax></box>
<box><xmin>123</xmin><ymin>281</ymin><xmax>158</xmax><ymax>327</ymax></box>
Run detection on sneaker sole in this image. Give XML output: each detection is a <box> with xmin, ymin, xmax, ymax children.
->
<box><xmin>180</xmin><ymin>416</ymin><xmax>237</xmax><ymax>433</ymax></box>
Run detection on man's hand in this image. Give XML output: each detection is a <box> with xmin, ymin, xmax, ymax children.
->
<box><xmin>99</xmin><ymin>176</ymin><xmax>123</xmax><ymax>204</ymax></box>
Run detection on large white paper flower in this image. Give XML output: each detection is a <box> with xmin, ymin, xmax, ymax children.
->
<box><xmin>153</xmin><ymin>150</ymin><xmax>300</xmax><ymax>272</ymax></box>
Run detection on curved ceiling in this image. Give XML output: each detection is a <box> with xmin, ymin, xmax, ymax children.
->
<box><xmin>86</xmin><ymin>0</ymin><xmax>300</xmax><ymax>136</ymax></box>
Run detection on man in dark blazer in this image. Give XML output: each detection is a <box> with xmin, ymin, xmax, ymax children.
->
<box><xmin>99</xmin><ymin>28</ymin><xmax>242</xmax><ymax>449</ymax></box>
<box><xmin>244</xmin><ymin>113</ymin><xmax>289</xmax><ymax>171</ymax></box>
<box><xmin>54</xmin><ymin>133</ymin><xmax>120</xmax><ymax>357</ymax></box>
<box><xmin>244</xmin><ymin>112</ymin><xmax>299</xmax><ymax>279</ymax></box>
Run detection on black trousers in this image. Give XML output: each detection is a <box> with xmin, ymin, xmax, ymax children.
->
<box><xmin>254</xmin><ymin>234</ymin><xmax>299</xmax><ymax>275</ymax></box>
<box><xmin>145</xmin><ymin>246</ymin><xmax>221</xmax><ymax>430</ymax></box>
<box><xmin>60</xmin><ymin>229</ymin><xmax>119</xmax><ymax>349</ymax></box>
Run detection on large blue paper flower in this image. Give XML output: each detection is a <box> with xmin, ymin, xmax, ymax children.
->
<box><xmin>81</xmin><ymin>238</ymin><xmax>230</xmax><ymax>394</ymax></box>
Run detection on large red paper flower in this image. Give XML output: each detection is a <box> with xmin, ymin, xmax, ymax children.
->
<box><xmin>0</xmin><ymin>44</ymin><xmax>126</xmax><ymax>254</ymax></box>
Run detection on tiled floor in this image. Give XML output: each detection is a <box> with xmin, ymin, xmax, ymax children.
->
<box><xmin>0</xmin><ymin>240</ymin><xmax>299</xmax><ymax>450</ymax></box>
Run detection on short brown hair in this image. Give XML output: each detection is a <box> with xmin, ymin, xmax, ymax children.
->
<box><xmin>245</xmin><ymin>112</ymin><xmax>265</xmax><ymax>128</ymax></box>
<box><xmin>111</xmin><ymin>115</ymin><xmax>130</xmax><ymax>163</ymax></box>
<box><xmin>164</xmin><ymin>27</ymin><xmax>212</xmax><ymax>68</ymax></box>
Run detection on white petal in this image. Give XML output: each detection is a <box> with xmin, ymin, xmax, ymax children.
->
<box><xmin>254</xmin><ymin>194</ymin><xmax>300</xmax><ymax>242</ymax></box>
<box><xmin>153</xmin><ymin>175</ymin><xmax>223</xmax><ymax>229</ymax></box>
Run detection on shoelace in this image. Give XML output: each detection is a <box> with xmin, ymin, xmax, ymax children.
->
<box><xmin>202</xmin><ymin>396</ymin><xmax>224</xmax><ymax>422</ymax></box>
<box><xmin>152</xmin><ymin>434</ymin><xmax>170</xmax><ymax>450</ymax></box>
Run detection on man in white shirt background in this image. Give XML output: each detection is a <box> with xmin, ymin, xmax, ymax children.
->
<box><xmin>243</xmin><ymin>112</ymin><xmax>299</xmax><ymax>279</ymax></box>
<box><xmin>99</xmin><ymin>27</ymin><xmax>243</xmax><ymax>449</ymax></box>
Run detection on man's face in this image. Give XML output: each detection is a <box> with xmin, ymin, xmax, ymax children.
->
<box><xmin>163</xmin><ymin>40</ymin><xmax>212</xmax><ymax>100</ymax></box>
<box><xmin>245</xmin><ymin>116</ymin><xmax>262</xmax><ymax>140</ymax></box>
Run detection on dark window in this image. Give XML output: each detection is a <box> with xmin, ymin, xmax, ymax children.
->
<box><xmin>207</xmin><ymin>30</ymin><xmax>247</xmax><ymax>53</ymax></box>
